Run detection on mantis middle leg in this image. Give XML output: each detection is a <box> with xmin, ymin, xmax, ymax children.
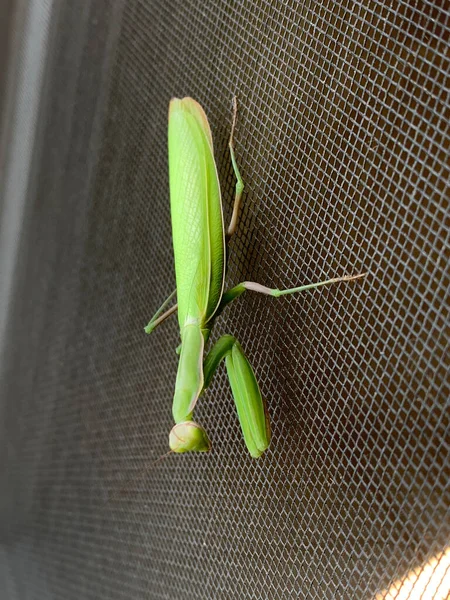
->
<box><xmin>212</xmin><ymin>273</ymin><xmax>366</xmax><ymax>322</ymax></box>
<box><xmin>144</xmin><ymin>288</ymin><xmax>177</xmax><ymax>334</ymax></box>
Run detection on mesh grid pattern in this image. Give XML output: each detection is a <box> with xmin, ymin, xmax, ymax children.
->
<box><xmin>0</xmin><ymin>0</ymin><xmax>449</xmax><ymax>598</ymax></box>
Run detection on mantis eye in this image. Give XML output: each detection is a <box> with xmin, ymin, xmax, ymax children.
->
<box><xmin>169</xmin><ymin>421</ymin><xmax>211</xmax><ymax>453</ymax></box>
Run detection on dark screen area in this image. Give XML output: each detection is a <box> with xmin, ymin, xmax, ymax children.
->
<box><xmin>0</xmin><ymin>1</ymin><xmax>448</xmax><ymax>598</ymax></box>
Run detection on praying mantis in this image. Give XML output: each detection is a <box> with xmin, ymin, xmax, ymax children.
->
<box><xmin>145</xmin><ymin>97</ymin><xmax>365</xmax><ymax>458</ymax></box>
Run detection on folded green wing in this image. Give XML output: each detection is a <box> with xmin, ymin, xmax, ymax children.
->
<box><xmin>168</xmin><ymin>98</ymin><xmax>225</xmax><ymax>328</ymax></box>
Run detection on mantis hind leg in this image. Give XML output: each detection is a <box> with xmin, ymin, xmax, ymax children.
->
<box><xmin>226</xmin><ymin>97</ymin><xmax>244</xmax><ymax>240</ymax></box>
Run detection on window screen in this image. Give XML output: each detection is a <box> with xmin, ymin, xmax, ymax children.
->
<box><xmin>0</xmin><ymin>1</ymin><xmax>448</xmax><ymax>599</ymax></box>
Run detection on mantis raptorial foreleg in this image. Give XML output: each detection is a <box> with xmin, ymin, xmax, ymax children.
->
<box><xmin>171</xmin><ymin>334</ymin><xmax>270</xmax><ymax>459</ymax></box>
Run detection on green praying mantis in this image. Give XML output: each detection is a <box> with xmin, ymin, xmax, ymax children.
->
<box><xmin>145</xmin><ymin>97</ymin><xmax>365</xmax><ymax>458</ymax></box>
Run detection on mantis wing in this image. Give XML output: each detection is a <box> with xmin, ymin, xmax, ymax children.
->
<box><xmin>168</xmin><ymin>98</ymin><xmax>225</xmax><ymax>327</ymax></box>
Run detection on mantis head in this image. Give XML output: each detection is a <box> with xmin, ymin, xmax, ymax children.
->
<box><xmin>169</xmin><ymin>421</ymin><xmax>211</xmax><ymax>453</ymax></box>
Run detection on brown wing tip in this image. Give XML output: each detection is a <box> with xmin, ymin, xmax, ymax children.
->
<box><xmin>168</xmin><ymin>97</ymin><xmax>213</xmax><ymax>148</ymax></box>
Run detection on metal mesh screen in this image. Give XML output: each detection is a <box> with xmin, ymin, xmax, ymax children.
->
<box><xmin>0</xmin><ymin>0</ymin><xmax>449</xmax><ymax>598</ymax></box>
